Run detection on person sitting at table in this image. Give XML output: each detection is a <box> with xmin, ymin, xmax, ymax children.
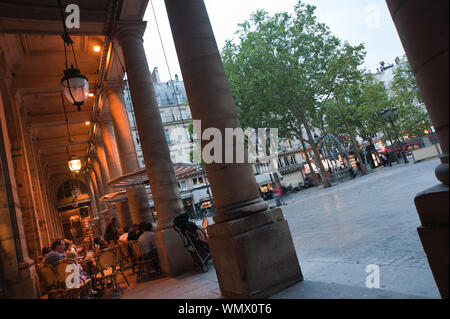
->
<box><xmin>137</xmin><ymin>222</ymin><xmax>145</xmax><ymax>239</ymax></box>
<box><xmin>93</xmin><ymin>236</ymin><xmax>108</xmax><ymax>250</ymax></box>
<box><xmin>77</xmin><ymin>238</ymin><xmax>97</xmax><ymax>277</ymax></box>
<box><xmin>64</xmin><ymin>239</ymin><xmax>78</xmax><ymax>257</ymax></box>
<box><xmin>44</xmin><ymin>239</ymin><xmax>66</xmax><ymax>265</ymax></box>
<box><xmin>65</xmin><ymin>251</ymin><xmax>90</xmax><ymax>282</ymax></box>
<box><xmin>78</xmin><ymin>238</ymin><xmax>95</xmax><ymax>260</ymax></box>
<box><xmin>118</xmin><ymin>226</ymin><xmax>129</xmax><ymax>243</ymax></box>
<box><xmin>138</xmin><ymin>223</ymin><xmax>158</xmax><ymax>259</ymax></box>
<box><xmin>127</xmin><ymin>224</ymin><xmax>140</xmax><ymax>241</ymax></box>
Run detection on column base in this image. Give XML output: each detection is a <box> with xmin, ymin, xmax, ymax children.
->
<box><xmin>154</xmin><ymin>228</ymin><xmax>194</xmax><ymax>276</ymax></box>
<box><xmin>414</xmin><ymin>183</ymin><xmax>449</xmax><ymax>299</ymax></box>
<box><xmin>208</xmin><ymin>208</ymin><xmax>303</xmax><ymax>298</ymax></box>
<box><xmin>3</xmin><ymin>257</ymin><xmax>39</xmax><ymax>299</ymax></box>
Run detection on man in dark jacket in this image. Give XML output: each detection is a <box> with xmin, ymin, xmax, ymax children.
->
<box><xmin>104</xmin><ymin>218</ymin><xmax>119</xmax><ymax>244</ymax></box>
<box><xmin>127</xmin><ymin>224</ymin><xmax>140</xmax><ymax>241</ymax></box>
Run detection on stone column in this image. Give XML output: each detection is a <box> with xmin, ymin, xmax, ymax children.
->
<box><xmin>386</xmin><ymin>0</ymin><xmax>449</xmax><ymax>298</ymax></box>
<box><xmin>84</xmin><ymin>173</ymin><xmax>97</xmax><ymax>215</ymax></box>
<box><xmin>92</xmin><ymin>161</ymin><xmax>105</xmax><ymax>199</ymax></box>
<box><xmin>98</xmin><ymin>117</ymin><xmax>132</xmax><ymax>228</ymax></box>
<box><xmin>164</xmin><ymin>0</ymin><xmax>302</xmax><ymax>298</ymax></box>
<box><xmin>103</xmin><ymin>83</ymin><xmax>153</xmax><ymax>225</ymax></box>
<box><xmin>89</xmin><ymin>169</ymin><xmax>102</xmax><ymax>215</ymax></box>
<box><xmin>0</xmin><ymin>95</ymin><xmax>38</xmax><ymax>298</ymax></box>
<box><xmin>116</xmin><ymin>23</ymin><xmax>194</xmax><ymax>275</ymax></box>
<box><xmin>91</xmin><ymin>157</ymin><xmax>106</xmax><ymax>232</ymax></box>
<box><xmin>94</xmin><ymin>144</ymin><xmax>111</xmax><ymax>232</ymax></box>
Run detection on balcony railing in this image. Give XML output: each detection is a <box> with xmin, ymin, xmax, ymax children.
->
<box><xmin>161</xmin><ymin>115</ymin><xmax>192</xmax><ymax>124</ymax></box>
<box><xmin>278</xmin><ymin>163</ymin><xmax>304</xmax><ymax>174</ymax></box>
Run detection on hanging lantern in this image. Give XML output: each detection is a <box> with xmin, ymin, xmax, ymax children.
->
<box><xmin>61</xmin><ymin>66</ymin><xmax>89</xmax><ymax>110</ymax></box>
<box><xmin>68</xmin><ymin>157</ymin><xmax>82</xmax><ymax>173</ymax></box>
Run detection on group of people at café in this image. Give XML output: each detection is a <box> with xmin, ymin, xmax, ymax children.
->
<box><xmin>104</xmin><ymin>218</ymin><xmax>158</xmax><ymax>259</ymax></box>
<box><xmin>41</xmin><ymin>218</ymin><xmax>158</xmax><ymax>281</ymax></box>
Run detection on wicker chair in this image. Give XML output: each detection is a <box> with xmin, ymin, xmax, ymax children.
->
<box><xmin>36</xmin><ymin>263</ymin><xmax>62</xmax><ymax>299</ymax></box>
<box><xmin>54</xmin><ymin>259</ymin><xmax>92</xmax><ymax>299</ymax></box>
<box><xmin>128</xmin><ymin>240</ymin><xmax>160</xmax><ymax>282</ymax></box>
<box><xmin>109</xmin><ymin>244</ymin><xmax>129</xmax><ymax>287</ymax></box>
<box><xmin>94</xmin><ymin>248</ymin><xmax>121</xmax><ymax>296</ymax></box>
<box><xmin>118</xmin><ymin>240</ymin><xmax>136</xmax><ymax>273</ymax></box>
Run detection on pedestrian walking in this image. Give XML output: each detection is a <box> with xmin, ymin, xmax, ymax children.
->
<box><xmin>274</xmin><ymin>186</ymin><xmax>283</xmax><ymax>207</ymax></box>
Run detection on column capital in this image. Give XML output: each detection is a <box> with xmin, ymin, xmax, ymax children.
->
<box><xmin>93</xmin><ymin>135</ymin><xmax>104</xmax><ymax>145</ymax></box>
<box><xmin>97</xmin><ymin>113</ymin><xmax>113</xmax><ymax>126</ymax></box>
<box><xmin>115</xmin><ymin>21</ymin><xmax>147</xmax><ymax>43</ymax></box>
<box><xmin>103</xmin><ymin>80</ymin><xmax>127</xmax><ymax>96</ymax></box>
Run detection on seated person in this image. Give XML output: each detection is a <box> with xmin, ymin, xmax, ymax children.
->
<box><xmin>77</xmin><ymin>238</ymin><xmax>95</xmax><ymax>260</ymax></box>
<box><xmin>64</xmin><ymin>239</ymin><xmax>78</xmax><ymax>257</ymax></box>
<box><xmin>44</xmin><ymin>239</ymin><xmax>66</xmax><ymax>265</ymax></box>
<box><xmin>77</xmin><ymin>238</ymin><xmax>97</xmax><ymax>277</ymax></box>
<box><xmin>137</xmin><ymin>223</ymin><xmax>145</xmax><ymax>239</ymax></box>
<box><xmin>174</xmin><ymin>213</ymin><xmax>210</xmax><ymax>259</ymax></box>
<box><xmin>65</xmin><ymin>251</ymin><xmax>89</xmax><ymax>282</ymax></box>
<box><xmin>118</xmin><ymin>226</ymin><xmax>129</xmax><ymax>243</ymax></box>
<box><xmin>127</xmin><ymin>224</ymin><xmax>140</xmax><ymax>241</ymax></box>
<box><xmin>137</xmin><ymin>223</ymin><xmax>157</xmax><ymax>259</ymax></box>
<box><xmin>93</xmin><ymin>237</ymin><xmax>108</xmax><ymax>250</ymax></box>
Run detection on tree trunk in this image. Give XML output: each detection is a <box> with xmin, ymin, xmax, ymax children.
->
<box><xmin>299</xmin><ymin>111</ymin><xmax>332</xmax><ymax>188</ymax></box>
<box><xmin>264</xmin><ymin>133</ymin><xmax>282</xmax><ymax>188</ymax></box>
<box><xmin>335</xmin><ymin>99</ymin><xmax>367</xmax><ymax>175</ymax></box>
<box><xmin>298</xmin><ymin>129</ymin><xmax>319</xmax><ymax>186</ymax></box>
<box><xmin>349</xmin><ymin>132</ymin><xmax>367</xmax><ymax>175</ymax></box>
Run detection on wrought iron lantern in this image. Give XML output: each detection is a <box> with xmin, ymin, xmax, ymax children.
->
<box><xmin>61</xmin><ymin>66</ymin><xmax>89</xmax><ymax>110</ymax></box>
<box><xmin>68</xmin><ymin>157</ymin><xmax>82</xmax><ymax>173</ymax></box>
<box><xmin>58</xmin><ymin>0</ymin><xmax>89</xmax><ymax>111</ymax></box>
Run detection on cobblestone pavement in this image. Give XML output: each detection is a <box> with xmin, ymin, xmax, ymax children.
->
<box><xmin>270</xmin><ymin>158</ymin><xmax>441</xmax><ymax>298</ymax></box>
<box><xmin>118</xmin><ymin>158</ymin><xmax>441</xmax><ymax>299</ymax></box>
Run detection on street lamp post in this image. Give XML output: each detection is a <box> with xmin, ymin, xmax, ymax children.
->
<box><xmin>201</xmin><ymin>165</ymin><xmax>214</xmax><ymax>216</ymax></box>
<box><xmin>381</xmin><ymin>107</ymin><xmax>409</xmax><ymax>164</ymax></box>
<box><xmin>382</xmin><ymin>125</ymin><xmax>399</xmax><ymax>164</ymax></box>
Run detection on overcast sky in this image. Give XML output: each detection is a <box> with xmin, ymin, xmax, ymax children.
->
<box><xmin>142</xmin><ymin>0</ymin><xmax>405</xmax><ymax>82</ymax></box>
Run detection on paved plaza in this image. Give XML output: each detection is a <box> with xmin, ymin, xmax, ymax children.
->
<box><xmin>118</xmin><ymin>158</ymin><xmax>441</xmax><ymax>299</ymax></box>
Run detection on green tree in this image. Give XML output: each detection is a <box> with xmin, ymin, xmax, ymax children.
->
<box><xmin>323</xmin><ymin>73</ymin><xmax>393</xmax><ymax>169</ymax></box>
<box><xmin>222</xmin><ymin>1</ymin><xmax>366</xmax><ymax>187</ymax></box>
<box><xmin>389</xmin><ymin>56</ymin><xmax>431</xmax><ymax>138</ymax></box>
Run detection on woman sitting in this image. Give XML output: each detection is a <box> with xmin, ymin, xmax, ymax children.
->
<box><xmin>77</xmin><ymin>238</ymin><xmax>96</xmax><ymax>276</ymax></box>
<box><xmin>78</xmin><ymin>238</ymin><xmax>95</xmax><ymax>259</ymax></box>
<box><xmin>65</xmin><ymin>251</ymin><xmax>90</xmax><ymax>282</ymax></box>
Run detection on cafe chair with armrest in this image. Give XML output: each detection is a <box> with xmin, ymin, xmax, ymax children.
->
<box><xmin>36</xmin><ymin>263</ymin><xmax>62</xmax><ymax>299</ymax></box>
<box><xmin>109</xmin><ymin>244</ymin><xmax>129</xmax><ymax>287</ymax></box>
<box><xmin>54</xmin><ymin>259</ymin><xmax>92</xmax><ymax>299</ymax></box>
<box><xmin>128</xmin><ymin>240</ymin><xmax>160</xmax><ymax>282</ymax></box>
<box><xmin>94</xmin><ymin>248</ymin><xmax>121</xmax><ymax>296</ymax></box>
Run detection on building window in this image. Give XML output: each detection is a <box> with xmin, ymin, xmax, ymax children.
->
<box><xmin>165</xmin><ymin>129</ymin><xmax>171</xmax><ymax>145</ymax></box>
<box><xmin>160</xmin><ymin>111</ymin><xmax>166</xmax><ymax>123</ymax></box>
<box><xmin>185</xmin><ymin>127</ymin><xmax>191</xmax><ymax>141</ymax></box>
<box><xmin>180</xmin><ymin>108</ymin><xmax>189</xmax><ymax>120</ymax></box>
